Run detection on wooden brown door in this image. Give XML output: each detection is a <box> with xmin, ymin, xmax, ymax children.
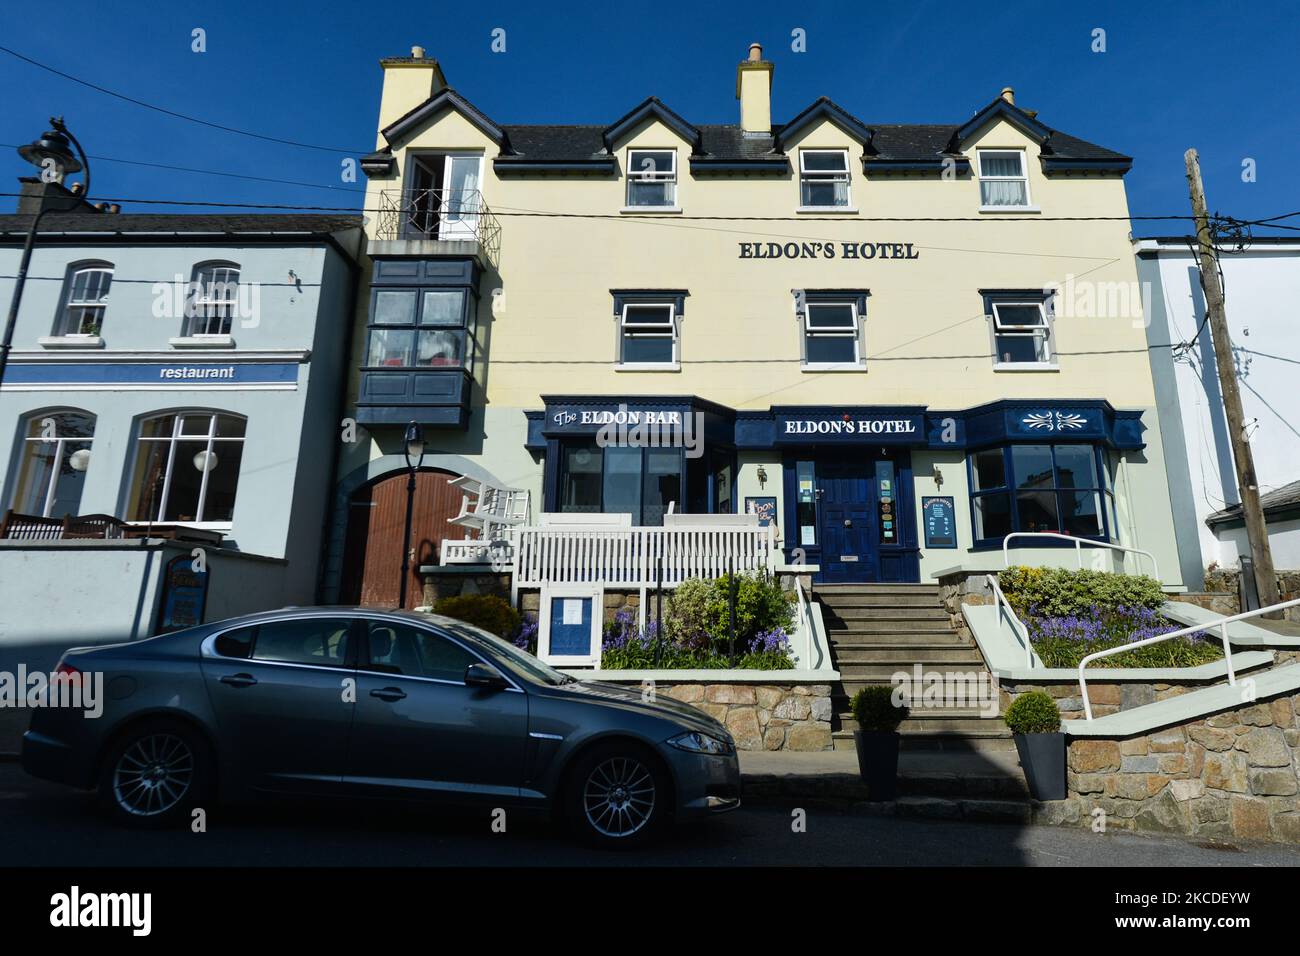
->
<box><xmin>339</xmin><ymin>468</ymin><xmax>464</xmax><ymax>608</ymax></box>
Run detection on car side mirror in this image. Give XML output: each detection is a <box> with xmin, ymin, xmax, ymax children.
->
<box><xmin>465</xmin><ymin>661</ymin><xmax>508</xmax><ymax>690</ymax></box>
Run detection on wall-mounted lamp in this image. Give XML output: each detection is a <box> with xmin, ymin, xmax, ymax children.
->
<box><xmin>756</xmin><ymin>465</ymin><xmax>768</xmax><ymax>489</ymax></box>
<box><xmin>932</xmin><ymin>464</ymin><xmax>943</xmax><ymax>488</ymax></box>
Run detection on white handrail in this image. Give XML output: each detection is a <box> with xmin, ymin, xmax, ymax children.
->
<box><xmin>793</xmin><ymin>576</ymin><xmax>820</xmax><ymax>670</ymax></box>
<box><xmin>1078</xmin><ymin>596</ymin><xmax>1300</xmax><ymax>720</ymax></box>
<box><xmin>987</xmin><ymin>573</ymin><xmax>1035</xmax><ymax>669</ymax></box>
<box><xmin>1002</xmin><ymin>532</ymin><xmax>1160</xmax><ymax>581</ymax></box>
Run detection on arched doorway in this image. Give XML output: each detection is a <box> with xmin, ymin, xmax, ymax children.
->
<box><xmin>339</xmin><ymin>468</ymin><xmax>464</xmax><ymax>608</ymax></box>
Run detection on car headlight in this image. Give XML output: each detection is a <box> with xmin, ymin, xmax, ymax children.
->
<box><xmin>668</xmin><ymin>731</ymin><xmax>734</xmax><ymax>755</ymax></box>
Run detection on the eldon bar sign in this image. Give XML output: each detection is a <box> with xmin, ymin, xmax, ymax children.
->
<box><xmin>738</xmin><ymin>240</ymin><xmax>920</xmax><ymax>260</ymax></box>
<box><xmin>777</xmin><ymin>411</ymin><xmax>924</xmax><ymax>444</ymax></box>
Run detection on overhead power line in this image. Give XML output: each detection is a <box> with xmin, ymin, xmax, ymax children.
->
<box><xmin>0</xmin><ymin>44</ymin><xmax>366</xmax><ymax>155</ymax></box>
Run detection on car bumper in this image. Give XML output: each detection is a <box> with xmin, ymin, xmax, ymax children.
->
<box><xmin>667</xmin><ymin>748</ymin><xmax>742</xmax><ymax>820</ymax></box>
<box><xmin>20</xmin><ymin>730</ymin><xmax>85</xmax><ymax>788</ymax></box>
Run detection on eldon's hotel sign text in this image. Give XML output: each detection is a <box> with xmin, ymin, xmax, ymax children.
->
<box><xmin>739</xmin><ymin>240</ymin><xmax>920</xmax><ymax>260</ymax></box>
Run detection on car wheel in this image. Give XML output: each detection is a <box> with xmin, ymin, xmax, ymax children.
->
<box><xmin>565</xmin><ymin>742</ymin><xmax>668</xmax><ymax>849</ymax></box>
<box><xmin>98</xmin><ymin>720</ymin><xmax>214</xmax><ymax>829</ymax></box>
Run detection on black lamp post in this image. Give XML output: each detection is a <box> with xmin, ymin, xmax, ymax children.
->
<box><xmin>1</xmin><ymin>118</ymin><xmax>92</xmax><ymax>389</ymax></box>
<box><xmin>398</xmin><ymin>421</ymin><xmax>426</xmax><ymax>608</ymax></box>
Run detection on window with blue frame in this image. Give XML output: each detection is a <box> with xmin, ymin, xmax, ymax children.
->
<box><xmin>364</xmin><ymin>287</ymin><xmax>474</xmax><ymax>371</ymax></box>
<box><xmin>968</xmin><ymin>443</ymin><xmax>1111</xmax><ymax>545</ymax></box>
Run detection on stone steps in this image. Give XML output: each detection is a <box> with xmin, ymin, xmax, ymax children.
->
<box><xmin>822</xmin><ymin>619</ymin><xmax>956</xmax><ymax>634</ymax></box>
<box><xmin>828</xmin><ymin>632</ymin><xmax>972</xmax><ymax>647</ymax></box>
<box><xmin>818</xmin><ymin>606</ymin><xmax>950</xmax><ymax>620</ymax></box>
<box><xmin>837</xmin><ymin>708</ymin><xmax>1002</xmax><ymax>735</ymax></box>
<box><xmin>833</xmin><ymin>728</ymin><xmax>1016</xmax><ymax>752</ymax></box>
<box><xmin>837</xmin><ymin>664</ymin><xmax>992</xmax><ymax>684</ymax></box>
<box><xmin>832</xmin><ymin>646</ymin><xmax>987</xmax><ymax>665</ymax></box>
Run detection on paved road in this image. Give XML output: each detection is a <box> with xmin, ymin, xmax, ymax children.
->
<box><xmin>2</xmin><ymin>763</ymin><xmax>1297</xmax><ymax>867</ymax></box>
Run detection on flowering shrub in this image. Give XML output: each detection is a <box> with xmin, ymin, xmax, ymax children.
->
<box><xmin>600</xmin><ymin>606</ymin><xmax>795</xmax><ymax>670</ymax></box>
<box><xmin>999</xmin><ymin>566</ymin><xmax>1165</xmax><ymax>619</ymax></box>
<box><xmin>663</xmin><ymin>572</ymin><xmax>795</xmax><ymax>656</ymax></box>
<box><xmin>1025</xmin><ymin>604</ymin><xmax>1220</xmax><ymax>668</ymax></box>
<box><xmin>512</xmin><ymin>615</ymin><xmax>538</xmax><ymax>654</ymax></box>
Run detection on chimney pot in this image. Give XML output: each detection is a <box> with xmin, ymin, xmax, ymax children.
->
<box><xmin>411</xmin><ymin>45</ymin><xmax>425</xmax><ymax>58</ymax></box>
<box><xmin>748</xmin><ymin>42</ymin><xmax>763</xmax><ymax>62</ymax></box>
<box><xmin>1000</xmin><ymin>86</ymin><xmax>1015</xmax><ymax>105</ymax></box>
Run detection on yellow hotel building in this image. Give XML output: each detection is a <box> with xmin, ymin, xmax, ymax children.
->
<box><xmin>325</xmin><ymin>42</ymin><xmax>1185</xmax><ymax>604</ymax></box>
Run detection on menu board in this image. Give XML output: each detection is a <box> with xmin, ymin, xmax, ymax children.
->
<box><xmin>922</xmin><ymin>496</ymin><xmax>958</xmax><ymax>549</ymax></box>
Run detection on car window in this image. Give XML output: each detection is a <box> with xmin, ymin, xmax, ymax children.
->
<box><xmin>251</xmin><ymin>618</ymin><xmax>353</xmax><ymax>668</ymax></box>
<box><xmin>364</xmin><ymin>621</ymin><xmax>478</xmax><ymax>683</ymax></box>
<box><xmin>214</xmin><ymin>626</ymin><xmax>254</xmax><ymax>659</ymax></box>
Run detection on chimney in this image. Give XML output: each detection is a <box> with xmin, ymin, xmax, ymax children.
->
<box><xmin>736</xmin><ymin>42</ymin><xmax>774</xmax><ymax>134</ymax></box>
<box><xmin>1000</xmin><ymin>87</ymin><xmax>1015</xmax><ymax>105</ymax></box>
<box><xmin>14</xmin><ymin>177</ymin><xmax>99</xmax><ymax>216</ymax></box>
<box><xmin>377</xmin><ymin>45</ymin><xmax>448</xmax><ymax>137</ymax></box>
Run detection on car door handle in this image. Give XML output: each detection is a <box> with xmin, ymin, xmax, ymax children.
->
<box><xmin>219</xmin><ymin>673</ymin><xmax>257</xmax><ymax>688</ymax></box>
<box><xmin>370</xmin><ymin>687</ymin><xmax>407</xmax><ymax>702</ymax></box>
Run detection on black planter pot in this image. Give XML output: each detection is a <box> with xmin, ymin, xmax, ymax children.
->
<box><xmin>1013</xmin><ymin>732</ymin><xmax>1066</xmax><ymax>801</ymax></box>
<box><xmin>854</xmin><ymin>731</ymin><xmax>901</xmax><ymax>801</ymax></box>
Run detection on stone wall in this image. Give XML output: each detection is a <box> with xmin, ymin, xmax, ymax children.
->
<box><xmin>419</xmin><ymin>569</ymin><xmax>511</xmax><ymax>607</ymax></box>
<box><xmin>1167</xmin><ymin>591</ymin><xmax>1239</xmax><ymax>616</ymax></box>
<box><xmin>1202</xmin><ymin>568</ymin><xmax>1300</xmax><ymax>622</ymax></box>
<box><xmin>1050</xmin><ymin>691</ymin><xmax>1300</xmax><ymax>842</ymax></box>
<box><xmin>654</xmin><ymin>682</ymin><xmax>833</xmax><ymax>751</ymax></box>
<box><xmin>1005</xmin><ymin>680</ymin><xmax>1212</xmax><ymax>721</ymax></box>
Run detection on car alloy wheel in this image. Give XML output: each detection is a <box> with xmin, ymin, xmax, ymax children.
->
<box><xmin>112</xmin><ymin>733</ymin><xmax>195</xmax><ymax>818</ymax></box>
<box><xmin>582</xmin><ymin>755</ymin><xmax>657</xmax><ymax>838</ymax></box>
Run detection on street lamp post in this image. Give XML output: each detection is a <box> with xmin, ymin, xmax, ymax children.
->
<box><xmin>1</xmin><ymin>118</ymin><xmax>92</xmax><ymax>389</ymax></box>
<box><xmin>398</xmin><ymin>421</ymin><xmax>426</xmax><ymax>609</ymax></box>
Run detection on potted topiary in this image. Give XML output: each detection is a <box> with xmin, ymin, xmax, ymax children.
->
<box><xmin>850</xmin><ymin>685</ymin><xmax>909</xmax><ymax>801</ymax></box>
<box><xmin>1004</xmin><ymin>691</ymin><xmax>1065</xmax><ymax>800</ymax></box>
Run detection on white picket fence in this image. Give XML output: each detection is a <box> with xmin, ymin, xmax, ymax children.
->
<box><xmin>512</xmin><ymin>523</ymin><xmax>779</xmax><ymax>590</ymax></box>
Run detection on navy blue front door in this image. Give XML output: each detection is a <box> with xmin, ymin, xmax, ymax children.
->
<box><xmin>818</xmin><ymin>463</ymin><xmax>876</xmax><ymax>583</ymax></box>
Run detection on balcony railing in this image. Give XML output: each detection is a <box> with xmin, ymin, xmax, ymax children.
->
<box><xmin>375</xmin><ymin>188</ymin><xmax>501</xmax><ymax>263</ymax></box>
<box><xmin>0</xmin><ymin>509</ymin><xmax>225</xmax><ymax>544</ymax></box>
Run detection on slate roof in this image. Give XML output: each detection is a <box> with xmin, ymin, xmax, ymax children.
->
<box><xmin>1206</xmin><ymin>479</ymin><xmax>1300</xmax><ymax>527</ymax></box>
<box><xmin>0</xmin><ymin>213</ymin><xmax>364</xmax><ymax>238</ymax></box>
<box><xmin>485</xmin><ymin>106</ymin><xmax>1128</xmax><ymax>166</ymax></box>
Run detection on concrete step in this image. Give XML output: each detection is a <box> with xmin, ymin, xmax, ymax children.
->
<box><xmin>839</xmin><ymin>711</ymin><xmax>1003</xmax><ymax>735</ymax></box>
<box><xmin>837</xmin><ymin>664</ymin><xmax>993</xmax><ymax>682</ymax></box>
<box><xmin>834</xmin><ymin>730</ymin><xmax>1017</xmax><ymax>753</ymax></box>
<box><xmin>832</xmin><ymin>646</ymin><xmax>986</xmax><ymax>664</ymax></box>
<box><xmin>815</xmin><ymin>583</ymin><xmax>940</xmax><ymax>593</ymax></box>
<box><xmin>821</xmin><ymin>606</ymin><xmax>947</xmax><ymax>620</ymax></box>
<box><xmin>816</xmin><ymin>593</ymin><xmax>942</xmax><ymax>608</ymax></box>
<box><xmin>827</xmin><ymin>632</ymin><xmax>972</xmax><ymax>647</ymax></box>
<box><xmin>823</xmin><ymin>620</ymin><xmax>956</xmax><ymax>634</ymax></box>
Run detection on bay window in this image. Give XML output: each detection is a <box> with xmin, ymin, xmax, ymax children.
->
<box><xmin>364</xmin><ymin>288</ymin><xmax>473</xmax><ymax>370</ymax></box>
<box><xmin>968</xmin><ymin>443</ymin><xmax>1110</xmax><ymax>545</ymax></box>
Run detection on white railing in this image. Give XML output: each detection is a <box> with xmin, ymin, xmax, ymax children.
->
<box><xmin>1002</xmin><ymin>532</ymin><xmax>1160</xmax><ymax>581</ymax></box>
<box><xmin>987</xmin><ymin>573</ymin><xmax>1036</xmax><ymax>669</ymax></box>
<box><xmin>793</xmin><ymin>576</ymin><xmax>818</xmax><ymax>670</ymax></box>
<box><xmin>513</xmin><ymin>522</ymin><xmax>778</xmax><ymax>589</ymax></box>
<box><xmin>1078</xmin><ymin>596</ymin><xmax>1300</xmax><ymax>720</ymax></box>
<box><xmin>440</xmin><ymin>535</ymin><xmax>514</xmax><ymax>565</ymax></box>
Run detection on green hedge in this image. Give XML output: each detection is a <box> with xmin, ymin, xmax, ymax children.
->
<box><xmin>432</xmin><ymin>594</ymin><xmax>521</xmax><ymax>639</ymax></box>
<box><xmin>1004</xmin><ymin>691</ymin><xmax>1061</xmax><ymax>734</ymax></box>
<box><xmin>998</xmin><ymin>566</ymin><xmax>1165</xmax><ymax>618</ymax></box>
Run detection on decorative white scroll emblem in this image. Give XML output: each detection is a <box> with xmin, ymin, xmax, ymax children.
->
<box><xmin>1022</xmin><ymin>412</ymin><xmax>1087</xmax><ymax>431</ymax></box>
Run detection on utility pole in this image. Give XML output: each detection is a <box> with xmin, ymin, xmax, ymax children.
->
<box><xmin>1184</xmin><ymin>149</ymin><xmax>1280</xmax><ymax>612</ymax></box>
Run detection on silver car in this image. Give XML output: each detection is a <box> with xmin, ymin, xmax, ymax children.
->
<box><xmin>22</xmin><ymin>607</ymin><xmax>741</xmax><ymax>847</ymax></box>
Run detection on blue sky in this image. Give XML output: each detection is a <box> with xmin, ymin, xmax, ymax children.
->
<box><xmin>1</xmin><ymin>0</ymin><xmax>1297</xmax><ymax>235</ymax></box>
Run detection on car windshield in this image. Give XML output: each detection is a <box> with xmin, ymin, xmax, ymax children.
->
<box><xmin>410</xmin><ymin>612</ymin><xmax>575</xmax><ymax>687</ymax></box>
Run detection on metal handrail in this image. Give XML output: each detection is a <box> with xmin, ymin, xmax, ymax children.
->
<box><xmin>987</xmin><ymin>573</ymin><xmax>1035</xmax><ymax>669</ymax></box>
<box><xmin>1078</xmin><ymin>596</ymin><xmax>1300</xmax><ymax>720</ymax></box>
<box><xmin>1002</xmin><ymin>532</ymin><xmax>1160</xmax><ymax>581</ymax></box>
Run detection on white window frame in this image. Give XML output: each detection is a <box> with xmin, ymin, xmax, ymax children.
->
<box><xmin>537</xmin><ymin>585</ymin><xmax>604</xmax><ymax>667</ymax></box>
<box><xmin>801</xmin><ymin>300</ymin><xmax>864</xmax><ymax>371</ymax></box>
<box><xmin>617</xmin><ymin>301</ymin><xmax>680</xmax><ymax>370</ymax></box>
<box><xmin>56</xmin><ymin>264</ymin><xmax>113</xmax><ymax>338</ymax></box>
<box><xmin>977</xmin><ymin>149</ymin><xmax>1033</xmax><ymax>210</ymax></box>
<box><xmin>127</xmin><ymin>411</ymin><xmax>246</xmax><ymax>528</ymax></box>
<box><xmin>187</xmin><ymin>263</ymin><xmax>241</xmax><ymax>337</ymax></box>
<box><xmin>625</xmin><ymin>149</ymin><xmax>678</xmax><ymax>210</ymax></box>
<box><xmin>798</xmin><ymin>149</ymin><xmax>852</xmax><ymax>210</ymax></box>
<box><xmin>12</xmin><ymin>411</ymin><xmax>95</xmax><ymax>517</ymax></box>
<box><xmin>991</xmin><ymin>300</ymin><xmax>1055</xmax><ymax>370</ymax></box>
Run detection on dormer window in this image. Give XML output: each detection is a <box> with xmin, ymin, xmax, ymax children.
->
<box><xmin>626</xmin><ymin>150</ymin><xmax>676</xmax><ymax>208</ymax></box>
<box><xmin>978</xmin><ymin>150</ymin><xmax>1030</xmax><ymax>208</ymax></box>
<box><xmin>798</xmin><ymin>150</ymin><xmax>850</xmax><ymax>208</ymax></box>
